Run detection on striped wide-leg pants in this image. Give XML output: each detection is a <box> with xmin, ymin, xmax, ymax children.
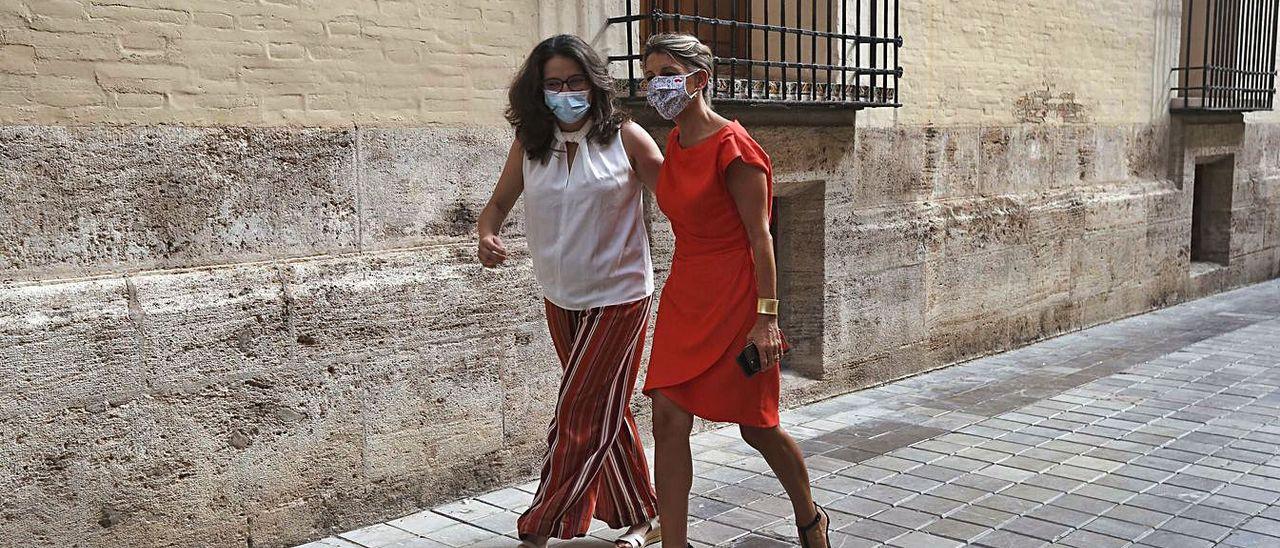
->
<box><xmin>517</xmin><ymin>296</ymin><xmax>659</xmax><ymax>540</ymax></box>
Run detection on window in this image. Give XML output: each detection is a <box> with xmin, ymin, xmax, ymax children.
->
<box><xmin>1172</xmin><ymin>0</ymin><xmax>1280</xmax><ymax>112</ymax></box>
<box><xmin>608</xmin><ymin>0</ymin><xmax>903</xmax><ymax>107</ymax></box>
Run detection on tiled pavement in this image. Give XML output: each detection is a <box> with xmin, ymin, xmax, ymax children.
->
<box><xmin>298</xmin><ymin>279</ymin><xmax>1280</xmax><ymax>548</ymax></box>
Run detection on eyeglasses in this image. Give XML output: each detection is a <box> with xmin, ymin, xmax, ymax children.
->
<box><xmin>543</xmin><ymin>75</ymin><xmax>590</xmax><ymax>92</ymax></box>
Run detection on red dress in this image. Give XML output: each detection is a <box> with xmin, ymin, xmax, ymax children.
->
<box><xmin>644</xmin><ymin>121</ymin><xmax>780</xmax><ymax>428</ymax></box>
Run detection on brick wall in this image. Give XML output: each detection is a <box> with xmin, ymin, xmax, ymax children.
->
<box><xmin>0</xmin><ymin>0</ymin><xmax>538</xmax><ymax>125</ymax></box>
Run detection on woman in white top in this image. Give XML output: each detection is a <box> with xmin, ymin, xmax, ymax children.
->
<box><xmin>476</xmin><ymin>35</ymin><xmax>665</xmax><ymax>548</ymax></box>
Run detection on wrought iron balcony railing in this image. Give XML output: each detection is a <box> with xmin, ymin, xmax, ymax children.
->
<box><xmin>1172</xmin><ymin>0</ymin><xmax>1280</xmax><ymax>112</ymax></box>
<box><xmin>607</xmin><ymin>0</ymin><xmax>903</xmax><ymax>108</ymax></box>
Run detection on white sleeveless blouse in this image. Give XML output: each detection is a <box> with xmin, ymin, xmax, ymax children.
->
<box><xmin>521</xmin><ymin>125</ymin><xmax>654</xmax><ymax>310</ymax></box>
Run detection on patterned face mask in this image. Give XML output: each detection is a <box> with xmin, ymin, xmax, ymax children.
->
<box><xmin>646</xmin><ymin>71</ymin><xmax>701</xmax><ymax>120</ymax></box>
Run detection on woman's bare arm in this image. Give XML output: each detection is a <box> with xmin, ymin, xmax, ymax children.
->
<box><xmin>620</xmin><ymin>121</ymin><xmax>664</xmax><ymax>194</ymax></box>
<box><xmin>725</xmin><ymin>158</ymin><xmax>783</xmax><ymax>371</ymax></box>
<box><xmin>476</xmin><ymin>139</ymin><xmax>526</xmax><ymax>268</ymax></box>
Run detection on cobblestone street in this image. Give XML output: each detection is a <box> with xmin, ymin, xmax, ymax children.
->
<box><xmin>301</xmin><ymin>279</ymin><xmax>1280</xmax><ymax>548</ymax></box>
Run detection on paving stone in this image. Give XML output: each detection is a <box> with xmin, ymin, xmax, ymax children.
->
<box><xmin>297</xmin><ymin>539</ymin><xmax>364</xmax><ymax>548</ymax></box>
<box><xmin>926</xmin><ymin>483</ymin><xmax>989</xmax><ymax>504</ymax></box>
<box><xmin>951</xmin><ymin>473</ymin><xmax>1013</xmax><ymax>493</ymax></box>
<box><xmin>906</xmin><ymin>466</ymin><xmax>966</xmax><ymax>483</ymax></box>
<box><xmin>825</xmin><ymin>531</ymin><xmax>880</xmax><ymax>548</ymax></box>
<box><xmin>1049</xmin><ymin>493</ymin><xmax>1114</xmax><ymax>516</ymax></box>
<box><xmin>898</xmin><ymin>494</ymin><xmax>965</xmax><ymax>517</ymax></box>
<box><xmin>933</xmin><ymin>456</ymin><xmax>988</xmax><ymax>473</ymax></box>
<box><xmin>840</xmin><ymin>518</ymin><xmax>910</xmax><ymax>543</ymax></box>
<box><xmin>709</xmin><ymin>506</ymin><xmax>785</xmax><ymax>532</ymax></box>
<box><xmin>1220</xmin><ymin>529</ymin><xmax>1280</xmax><ymax>547</ymax></box>
<box><xmin>698</xmin><ymin>465</ymin><xmax>758</xmax><ymax>484</ymax></box>
<box><xmin>422</xmin><ymin>523</ymin><xmax>493</xmax><ymax>547</ymax></box>
<box><xmin>1074</xmin><ymin>483</ymin><xmax>1139</xmax><ymax>505</ymax></box>
<box><xmin>1056</xmin><ymin>528</ymin><xmax>1131</xmax><ymax>548</ymax></box>
<box><xmin>854</xmin><ymin>484</ymin><xmax>916</xmax><ymax>506</ymax></box>
<box><xmin>948</xmin><ymin>505</ymin><xmax>1016</xmax><ymax>528</ymax></box>
<box><xmin>1102</xmin><ymin>504</ymin><xmax>1172</xmax><ymax>528</ymax></box>
<box><xmin>1126</xmin><ymin>493</ymin><xmax>1195</xmax><ymax>515</ymax></box>
<box><xmin>881</xmin><ymin>473</ymin><xmax>942</xmax><ymax>494</ymax></box>
<box><xmin>379</xmin><ymin>539</ymin><xmax>449</xmax><ymax>548</ymax></box>
<box><xmin>998</xmin><ymin>516</ymin><xmax>1072</xmax><ymax>541</ymax></box>
<box><xmin>972</xmin><ymin>529</ymin><xmax>1049</xmax><ymax>548</ymax></box>
<box><xmin>1134</xmin><ymin>530</ymin><xmax>1214</xmax><ymax>548</ymax></box>
<box><xmin>972</xmin><ymin>494</ymin><xmax>1044</xmax><ymax>519</ymax></box>
<box><xmin>827</xmin><ymin>496</ymin><xmax>890</xmax><ymax>518</ymax></box>
<box><xmin>687</xmin><ymin>519</ymin><xmax>750</xmax><ymax>545</ymax></box>
<box><xmin>1162</xmin><ymin>515</ymin><xmax>1232</xmax><ymax>542</ymax></box>
<box><xmin>342</xmin><ymin>523</ymin><xmax>423</xmax><ymax>547</ymax></box>
<box><xmin>388</xmin><ymin>511</ymin><xmax>457</xmax><ymax>536</ymax></box>
<box><xmin>1240</xmin><ymin>516</ymin><xmax>1280</xmax><ymax>537</ymax></box>
<box><xmin>838</xmin><ymin>464</ymin><xmax>897</xmax><ymax>483</ymax></box>
<box><xmin>745</xmin><ymin>495</ymin><xmax>796</xmax><ymax>518</ymax></box>
<box><xmin>727</xmin><ymin>534</ymin><xmax>793</xmax><ymax>548</ymax></box>
<box><xmin>1220</xmin><ymin>484</ymin><xmax>1280</xmax><ymax>505</ymax></box>
<box><xmin>890</xmin><ymin>447</ymin><xmax>947</xmax><ymax>464</ymax></box>
<box><xmin>922</xmin><ymin>518</ymin><xmax>990</xmax><ymax>543</ymax></box>
<box><xmin>998</xmin><ymin>456</ymin><xmax>1056</xmax><ymax>473</ymax></box>
<box><xmin>1022</xmin><ymin>474</ymin><xmax>1084</xmax><ymax>493</ymax></box>
<box><xmin>1025</xmin><ymin>504</ymin><xmax>1095</xmax><ymax>528</ymax></box>
<box><xmin>1044</xmin><ymin>464</ymin><xmax>1106</xmax><ymax>483</ymax></box>
<box><xmin>976</xmin><ymin>464</ymin><xmax>1036</xmax><ymax>483</ymax></box>
<box><xmin>1063</xmin><ymin>455</ymin><xmax>1125</xmax><ymax>473</ymax></box>
<box><xmin>886</xmin><ymin>530</ymin><xmax>963</xmax><ymax>548</ymax></box>
<box><xmin>433</xmin><ymin>500</ymin><xmax>503</xmax><ymax>523</ymax></box>
<box><xmin>464</xmin><ymin>510</ymin><xmax>522</xmax><ymax>535</ymax></box>
<box><xmin>1083</xmin><ymin>515</ymin><xmax>1155</xmax><ymax>540</ymax></box>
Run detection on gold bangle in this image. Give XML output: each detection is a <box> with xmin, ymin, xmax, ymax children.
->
<box><xmin>757</xmin><ymin>298</ymin><xmax>779</xmax><ymax>315</ymax></box>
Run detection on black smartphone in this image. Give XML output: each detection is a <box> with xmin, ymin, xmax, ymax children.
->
<box><xmin>737</xmin><ymin>342</ymin><xmax>763</xmax><ymax>377</ymax></box>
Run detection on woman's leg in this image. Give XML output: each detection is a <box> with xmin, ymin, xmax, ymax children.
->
<box><xmin>594</xmin><ymin>414</ymin><xmax>660</xmax><ymax>546</ymax></box>
<box><xmin>591</xmin><ymin>307</ymin><xmax>660</xmax><ymax>541</ymax></box>
<box><xmin>651</xmin><ymin>390</ymin><xmax>695</xmax><ymax>548</ymax></box>
<box><xmin>517</xmin><ymin>299</ymin><xmax>653</xmax><ymax>541</ymax></box>
<box><xmin>739</xmin><ymin>425</ymin><xmax>828</xmax><ymax>547</ymax></box>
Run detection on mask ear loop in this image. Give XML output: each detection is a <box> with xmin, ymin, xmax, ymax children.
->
<box><xmin>685</xmin><ymin>69</ymin><xmax>708</xmax><ymax>99</ymax></box>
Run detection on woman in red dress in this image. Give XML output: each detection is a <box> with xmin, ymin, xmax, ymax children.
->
<box><xmin>640</xmin><ymin>34</ymin><xmax>830</xmax><ymax>548</ymax></box>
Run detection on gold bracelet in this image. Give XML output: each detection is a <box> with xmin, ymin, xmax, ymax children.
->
<box><xmin>757</xmin><ymin>298</ymin><xmax>779</xmax><ymax>315</ymax></box>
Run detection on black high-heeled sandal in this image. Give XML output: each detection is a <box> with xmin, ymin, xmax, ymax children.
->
<box><xmin>797</xmin><ymin>503</ymin><xmax>830</xmax><ymax>548</ymax></box>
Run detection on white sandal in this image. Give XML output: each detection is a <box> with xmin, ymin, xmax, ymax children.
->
<box><xmin>614</xmin><ymin>518</ymin><xmax>661</xmax><ymax>548</ymax></box>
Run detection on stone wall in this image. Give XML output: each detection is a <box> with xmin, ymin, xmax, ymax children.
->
<box><xmin>3</xmin><ymin>0</ymin><xmax>1280</xmax><ymax>547</ymax></box>
<box><xmin>0</xmin><ymin>125</ymin><xmax>556</xmax><ymax>547</ymax></box>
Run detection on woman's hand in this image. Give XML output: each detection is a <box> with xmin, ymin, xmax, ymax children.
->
<box><xmin>747</xmin><ymin>314</ymin><xmax>784</xmax><ymax>372</ymax></box>
<box><xmin>478</xmin><ymin>234</ymin><xmax>508</xmax><ymax>268</ymax></box>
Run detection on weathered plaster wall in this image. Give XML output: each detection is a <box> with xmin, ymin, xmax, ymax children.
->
<box><xmin>863</xmin><ymin>0</ymin><xmax>1182</xmax><ymax>128</ymax></box>
<box><xmin>0</xmin><ymin>0</ymin><xmax>539</xmax><ymax>125</ymax></box>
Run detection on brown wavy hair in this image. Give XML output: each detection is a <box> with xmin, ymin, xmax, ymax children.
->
<box><xmin>505</xmin><ymin>34</ymin><xmax>625</xmax><ymax>164</ymax></box>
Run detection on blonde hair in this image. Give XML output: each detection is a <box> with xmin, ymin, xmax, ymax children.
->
<box><xmin>643</xmin><ymin>33</ymin><xmax>714</xmax><ymax>100</ymax></box>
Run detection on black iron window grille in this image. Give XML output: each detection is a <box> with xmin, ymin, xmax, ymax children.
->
<box><xmin>607</xmin><ymin>0</ymin><xmax>903</xmax><ymax>108</ymax></box>
<box><xmin>1173</xmin><ymin>0</ymin><xmax>1280</xmax><ymax>111</ymax></box>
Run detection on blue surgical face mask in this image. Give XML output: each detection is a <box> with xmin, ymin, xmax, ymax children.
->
<box><xmin>544</xmin><ymin>90</ymin><xmax>591</xmax><ymax>124</ymax></box>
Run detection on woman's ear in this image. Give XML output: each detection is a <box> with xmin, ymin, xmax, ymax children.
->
<box><xmin>688</xmin><ymin>69</ymin><xmax>710</xmax><ymax>97</ymax></box>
